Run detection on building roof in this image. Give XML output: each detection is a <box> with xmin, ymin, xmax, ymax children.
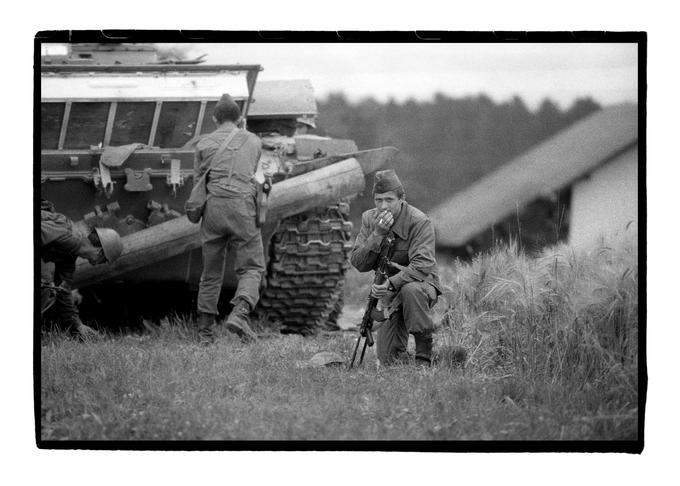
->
<box><xmin>430</xmin><ymin>103</ymin><xmax>639</xmax><ymax>247</ymax></box>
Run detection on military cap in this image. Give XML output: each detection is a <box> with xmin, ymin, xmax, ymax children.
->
<box><xmin>373</xmin><ymin>169</ymin><xmax>403</xmax><ymax>195</ymax></box>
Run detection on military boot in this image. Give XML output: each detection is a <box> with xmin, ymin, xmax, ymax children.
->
<box><xmin>197</xmin><ymin>312</ymin><xmax>216</xmax><ymax>346</ymax></box>
<box><xmin>225</xmin><ymin>298</ymin><xmax>258</xmax><ymax>344</ymax></box>
<box><xmin>69</xmin><ymin>320</ymin><xmax>100</xmax><ymax>342</ymax></box>
<box><xmin>70</xmin><ymin>323</ymin><xmax>101</xmax><ymax>342</ymax></box>
<box><xmin>414</xmin><ymin>331</ymin><xmax>434</xmax><ymax>366</ymax></box>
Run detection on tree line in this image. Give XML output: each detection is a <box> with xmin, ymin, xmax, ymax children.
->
<box><xmin>315</xmin><ymin>93</ymin><xmax>601</xmax><ymax>254</ymax></box>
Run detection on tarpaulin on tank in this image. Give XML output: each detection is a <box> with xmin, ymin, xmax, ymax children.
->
<box><xmin>100</xmin><ymin>143</ymin><xmax>146</xmax><ymax>167</ymax></box>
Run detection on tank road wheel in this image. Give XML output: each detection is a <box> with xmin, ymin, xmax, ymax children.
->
<box><xmin>258</xmin><ymin>203</ymin><xmax>352</xmax><ymax>335</ymax></box>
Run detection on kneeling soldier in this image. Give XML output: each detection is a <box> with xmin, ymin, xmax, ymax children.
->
<box><xmin>350</xmin><ymin>170</ymin><xmax>442</xmax><ymax>365</ymax></box>
<box><xmin>41</xmin><ymin>201</ymin><xmax>123</xmax><ymax>340</ymax></box>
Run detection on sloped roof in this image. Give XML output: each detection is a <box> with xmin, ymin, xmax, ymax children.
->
<box><xmin>430</xmin><ymin>104</ymin><xmax>638</xmax><ymax>246</ymax></box>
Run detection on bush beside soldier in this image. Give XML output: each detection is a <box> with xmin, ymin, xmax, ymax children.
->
<box><xmin>193</xmin><ymin>94</ymin><xmax>264</xmax><ymax>345</ymax></box>
<box><xmin>350</xmin><ymin>170</ymin><xmax>442</xmax><ymax>365</ymax></box>
<box><xmin>40</xmin><ymin>201</ymin><xmax>123</xmax><ymax>340</ymax></box>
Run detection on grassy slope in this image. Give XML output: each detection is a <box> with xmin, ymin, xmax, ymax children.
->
<box><xmin>40</xmin><ymin>240</ymin><xmax>639</xmax><ymax>441</ymax></box>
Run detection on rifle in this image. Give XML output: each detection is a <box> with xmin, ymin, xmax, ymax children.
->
<box><xmin>349</xmin><ymin>233</ymin><xmax>395</xmax><ymax>368</ymax></box>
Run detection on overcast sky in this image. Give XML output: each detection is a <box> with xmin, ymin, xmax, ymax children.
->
<box><xmin>166</xmin><ymin>43</ymin><xmax>638</xmax><ymax>110</ymax></box>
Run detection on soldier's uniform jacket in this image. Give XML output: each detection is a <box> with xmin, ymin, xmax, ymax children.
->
<box><xmin>194</xmin><ymin>122</ymin><xmax>262</xmax><ymax>197</ymax></box>
<box><xmin>193</xmin><ymin>122</ymin><xmax>266</xmax><ymax>315</ymax></box>
<box><xmin>41</xmin><ymin>210</ymin><xmax>83</xmax><ymax>274</ymax></box>
<box><xmin>40</xmin><ymin>210</ymin><xmax>85</xmax><ymax>325</ymax></box>
<box><xmin>350</xmin><ymin>202</ymin><xmax>441</xmax><ymax>294</ymax></box>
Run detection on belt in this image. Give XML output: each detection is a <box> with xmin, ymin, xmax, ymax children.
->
<box><xmin>208</xmin><ymin>171</ymin><xmax>254</xmax><ymax>185</ymax></box>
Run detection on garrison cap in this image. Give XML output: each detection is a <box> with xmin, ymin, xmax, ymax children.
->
<box><xmin>213</xmin><ymin>93</ymin><xmax>241</xmax><ymax>123</ymax></box>
<box><xmin>373</xmin><ymin>169</ymin><xmax>403</xmax><ymax>195</ymax></box>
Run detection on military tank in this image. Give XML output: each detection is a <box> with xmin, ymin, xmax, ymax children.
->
<box><xmin>40</xmin><ymin>43</ymin><xmax>397</xmax><ymax>334</ymax></box>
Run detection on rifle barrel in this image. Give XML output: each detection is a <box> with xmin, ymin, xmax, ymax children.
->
<box><xmin>359</xmin><ymin>337</ymin><xmax>369</xmax><ymax>365</ymax></box>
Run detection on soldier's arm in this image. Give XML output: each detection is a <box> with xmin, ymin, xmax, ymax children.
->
<box><xmin>388</xmin><ymin>218</ymin><xmax>437</xmax><ymax>290</ymax></box>
<box><xmin>193</xmin><ymin>144</ymin><xmax>213</xmax><ymax>184</ymax></box>
<box><xmin>41</xmin><ymin>212</ymin><xmax>83</xmax><ymax>258</ymax></box>
<box><xmin>251</xmin><ymin>132</ymin><xmax>263</xmax><ymax>173</ymax></box>
<box><xmin>193</xmin><ymin>145</ymin><xmax>202</xmax><ymax>184</ymax></box>
<box><xmin>193</xmin><ymin>139</ymin><xmax>218</xmax><ymax>183</ymax></box>
<box><xmin>255</xmin><ymin>133</ymin><xmax>263</xmax><ymax>160</ymax></box>
<box><xmin>349</xmin><ymin>211</ymin><xmax>384</xmax><ymax>272</ymax></box>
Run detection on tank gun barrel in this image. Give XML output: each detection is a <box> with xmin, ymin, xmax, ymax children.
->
<box><xmin>73</xmin><ymin>157</ymin><xmax>376</xmax><ymax>287</ymax></box>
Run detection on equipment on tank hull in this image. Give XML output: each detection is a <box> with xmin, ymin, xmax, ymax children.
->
<box><xmin>40</xmin><ymin>43</ymin><xmax>397</xmax><ymax>333</ymax></box>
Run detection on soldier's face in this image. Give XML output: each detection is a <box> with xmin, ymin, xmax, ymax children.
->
<box><xmin>89</xmin><ymin>249</ymin><xmax>107</xmax><ymax>265</ymax></box>
<box><xmin>77</xmin><ymin>240</ymin><xmax>107</xmax><ymax>265</ymax></box>
<box><xmin>374</xmin><ymin>191</ymin><xmax>402</xmax><ymax>216</ymax></box>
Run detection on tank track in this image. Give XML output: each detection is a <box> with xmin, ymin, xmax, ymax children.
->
<box><xmin>257</xmin><ymin>202</ymin><xmax>353</xmax><ymax>335</ymax></box>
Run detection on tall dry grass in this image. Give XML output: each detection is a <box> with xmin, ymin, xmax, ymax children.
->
<box><xmin>438</xmin><ymin>238</ymin><xmax>639</xmax><ymax>425</ymax></box>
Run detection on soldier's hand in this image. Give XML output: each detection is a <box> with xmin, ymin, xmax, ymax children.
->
<box><xmin>371</xmin><ymin>280</ymin><xmax>392</xmax><ymax>298</ymax></box>
<box><xmin>374</xmin><ymin>210</ymin><xmax>394</xmax><ymax>235</ymax></box>
<box><xmin>388</xmin><ymin>261</ymin><xmax>407</xmax><ymax>272</ymax></box>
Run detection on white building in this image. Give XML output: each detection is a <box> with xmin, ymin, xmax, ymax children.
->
<box><xmin>430</xmin><ymin>104</ymin><xmax>639</xmax><ymax>251</ymax></box>
<box><xmin>569</xmin><ymin>143</ymin><xmax>638</xmax><ymax>249</ymax></box>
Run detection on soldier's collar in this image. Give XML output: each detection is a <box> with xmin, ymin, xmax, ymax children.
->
<box><xmin>215</xmin><ymin>121</ymin><xmax>237</xmax><ymax>133</ymax></box>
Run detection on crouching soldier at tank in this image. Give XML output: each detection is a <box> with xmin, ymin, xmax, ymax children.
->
<box><xmin>41</xmin><ymin>201</ymin><xmax>123</xmax><ymax>340</ymax></box>
<box><xmin>194</xmin><ymin>94</ymin><xmax>265</xmax><ymax>345</ymax></box>
<box><xmin>350</xmin><ymin>170</ymin><xmax>442</xmax><ymax>366</ymax></box>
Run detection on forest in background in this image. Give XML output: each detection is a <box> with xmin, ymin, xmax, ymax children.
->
<box><xmin>314</xmin><ymin>93</ymin><xmax>602</xmax><ymax>254</ymax></box>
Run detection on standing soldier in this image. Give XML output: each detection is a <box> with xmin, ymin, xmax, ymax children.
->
<box><xmin>194</xmin><ymin>94</ymin><xmax>265</xmax><ymax>345</ymax></box>
<box><xmin>41</xmin><ymin>201</ymin><xmax>123</xmax><ymax>340</ymax></box>
<box><xmin>350</xmin><ymin>170</ymin><xmax>442</xmax><ymax>365</ymax></box>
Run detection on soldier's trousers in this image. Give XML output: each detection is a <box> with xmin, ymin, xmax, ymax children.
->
<box><xmin>197</xmin><ymin>194</ymin><xmax>265</xmax><ymax>315</ymax></box>
<box><xmin>40</xmin><ymin>260</ymin><xmax>81</xmax><ymax>329</ymax></box>
<box><xmin>41</xmin><ymin>289</ymin><xmax>82</xmax><ymax>329</ymax></box>
<box><xmin>376</xmin><ymin>281</ymin><xmax>438</xmax><ymax>364</ymax></box>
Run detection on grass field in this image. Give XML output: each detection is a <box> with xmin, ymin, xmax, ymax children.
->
<box><xmin>40</xmin><ymin>239</ymin><xmax>639</xmax><ymax>442</ymax></box>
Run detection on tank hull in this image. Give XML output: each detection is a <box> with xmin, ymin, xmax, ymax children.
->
<box><xmin>73</xmin><ymin>157</ymin><xmax>365</xmax><ymax>287</ymax></box>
